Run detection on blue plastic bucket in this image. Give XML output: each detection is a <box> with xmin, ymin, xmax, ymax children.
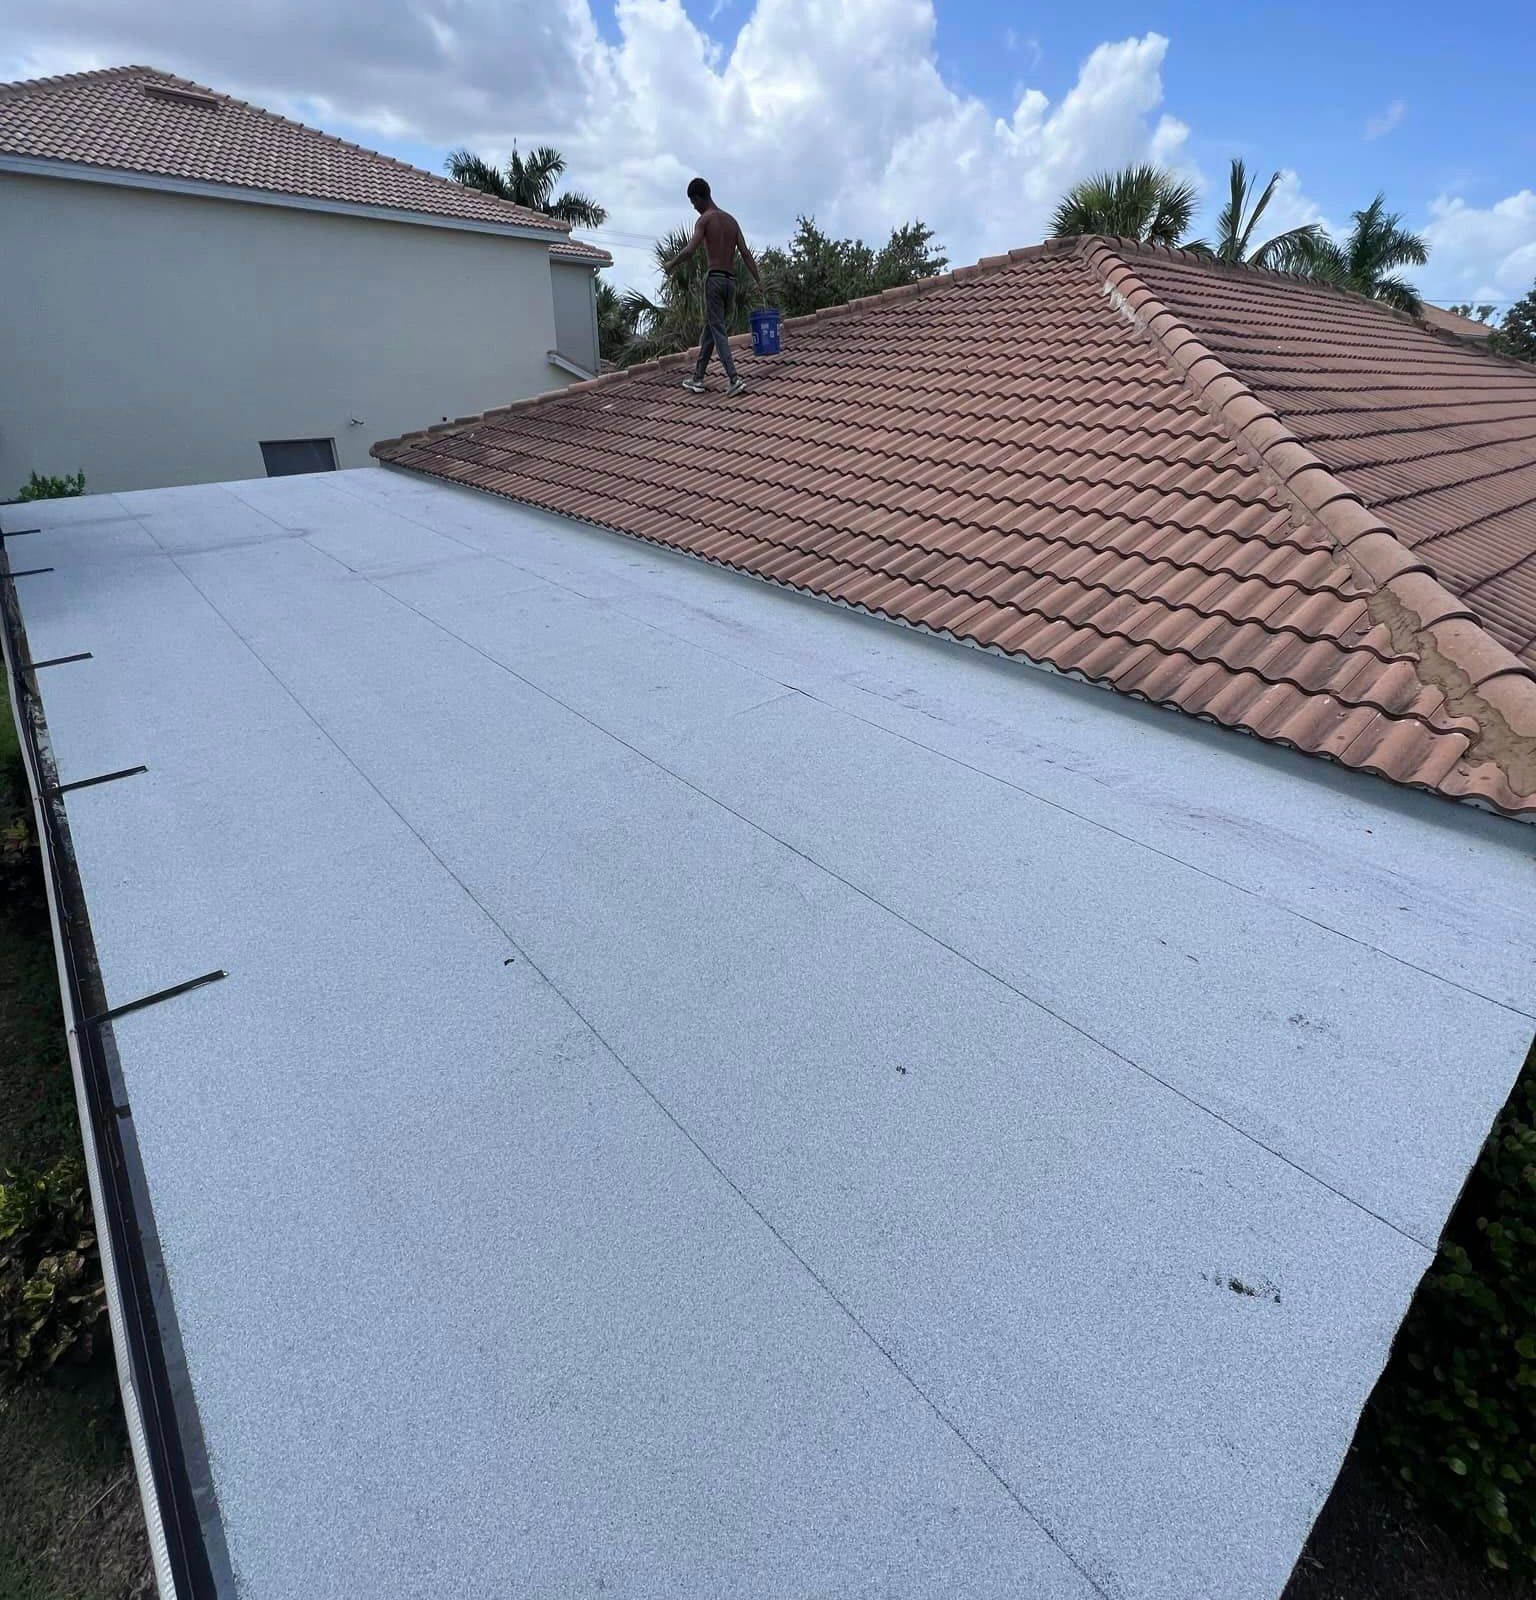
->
<box><xmin>750</xmin><ymin>307</ymin><xmax>782</xmax><ymax>356</ymax></box>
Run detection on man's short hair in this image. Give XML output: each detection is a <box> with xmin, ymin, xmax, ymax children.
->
<box><xmin>687</xmin><ymin>177</ymin><xmax>711</xmax><ymax>204</ymax></box>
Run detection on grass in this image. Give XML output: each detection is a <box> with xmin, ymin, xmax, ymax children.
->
<box><xmin>0</xmin><ymin>691</ymin><xmax>150</xmax><ymax>1600</ymax></box>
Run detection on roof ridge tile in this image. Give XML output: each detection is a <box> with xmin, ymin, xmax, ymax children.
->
<box><xmin>1085</xmin><ymin>237</ymin><xmax>1536</xmax><ymax>802</ymax></box>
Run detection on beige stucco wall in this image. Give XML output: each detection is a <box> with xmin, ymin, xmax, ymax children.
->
<box><xmin>0</xmin><ymin>172</ymin><xmax>569</xmax><ymax>494</ymax></box>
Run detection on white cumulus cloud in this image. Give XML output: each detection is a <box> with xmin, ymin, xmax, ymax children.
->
<box><xmin>0</xmin><ymin>0</ymin><xmax>1195</xmax><ymax>287</ymax></box>
<box><xmin>1422</xmin><ymin>191</ymin><xmax>1536</xmax><ymax>307</ymax></box>
<box><xmin>1364</xmin><ymin>99</ymin><xmax>1406</xmax><ymax>140</ymax></box>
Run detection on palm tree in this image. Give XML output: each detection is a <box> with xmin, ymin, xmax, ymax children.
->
<box><xmin>617</xmin><ymin>227</ymin><xmax>758</xmax><ymax>367</ymax></box>
<box><xmin>595</xmin><ymin>278</ymin><xmax>634</xmax><ymax>364</ymax></box>
<box><xmin>1185</xmin><ymin>158</ymin><xmax>1327</xmax><ymax>272</ymax></box>
<box><xmin>1050</xmin><ymin>165</ymin><xmax>1198</xmax><ymax>247</ymax></box>
<box><xmin>445</xmin><ymin>144</ymin><xmax>606</xmax><ymax>228</ymax></box>
<box><xmin>1306</xmin><ymin>194</ymin><xmax>1427</xmax><ymax>313</ymax></box>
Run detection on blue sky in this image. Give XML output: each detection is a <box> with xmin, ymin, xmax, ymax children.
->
<box><xmin>4</xmin><ymin>0</ymin><xmax>1534</xmax><ymax>304</ymax></box>
<box><xmin>929</xmin><ymin>1</ymin><xmax>1532</xmax><ymax>230</ymax></box>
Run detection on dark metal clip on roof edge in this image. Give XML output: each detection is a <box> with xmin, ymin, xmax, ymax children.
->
<box><xmin>51</xmin><ymin>764</ymin><xmax>148</xmax><ymax>796</ymax></box>
<box><xmin>88</xmin><ymin>970</ymin><xmax>228</xmax><ymax>1028</ymax></box>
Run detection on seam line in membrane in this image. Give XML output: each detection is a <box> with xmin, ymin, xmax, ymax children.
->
<box><xmin>336</xmin><ymin>473</ymin><xmax>1532</xmax><ymax>1021</ymax></box>
<box><xmin>204</xmin><ymin>479</ymin><xmax>1438</xmax><ymax>1244</ymax></box>
<box><xmin>133</xmin><ymin>503</ymin><xmax>1118</xmax><ymax>1600</ymax></box>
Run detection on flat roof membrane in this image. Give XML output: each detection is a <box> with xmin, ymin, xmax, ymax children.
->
<box><xmin>4</xmin><ymin>469</ymin><xmax>1532</xmax><ymax>1600</ymax></box>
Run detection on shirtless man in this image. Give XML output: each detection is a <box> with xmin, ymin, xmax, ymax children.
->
<box><xmin>664</xmin><ymin>178</ymin><xmax>764</xmax><ymax>397</ymax></box>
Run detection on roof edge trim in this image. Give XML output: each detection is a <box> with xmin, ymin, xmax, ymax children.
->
<box><xmin>1082</xmin><ymin>236</ymin><xmax>1536</xmax><ymax>813</ymax></box>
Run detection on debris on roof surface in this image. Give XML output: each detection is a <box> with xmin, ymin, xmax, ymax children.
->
<box><xmin>0</xmin><ymin>65</ymin><xmax>568</xmax><ymax>234</ymax></box>
<box><xmin>374</xmin><ymin>235</ymin><xmax>1536</xmax><ymax>817</ymax></box>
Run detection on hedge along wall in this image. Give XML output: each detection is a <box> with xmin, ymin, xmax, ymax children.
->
<box><xmin>1371</xmin><ymin>1034</ymin><xmax>1536</xmax><ymax>1573</ymax></box>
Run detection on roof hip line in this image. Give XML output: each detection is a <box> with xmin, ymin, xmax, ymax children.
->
<box><xmin>1080</xmin><ymin>236</ymin><xmax>1536</xmax><ymax>809</ymax></box>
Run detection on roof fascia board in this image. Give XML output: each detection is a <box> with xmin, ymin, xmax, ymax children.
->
<box><xmin>0</xmin><ymin>152</ymin><xmax>565</xmax><ymax>243</ymax></box>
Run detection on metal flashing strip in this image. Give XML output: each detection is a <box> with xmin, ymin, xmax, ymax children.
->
<box><xmin>30</xmin><ymin>651</ymin><xmax>95</xmax><ymax>669</ymax></box>
<box><xmin>89</xmin><ymin>970</ymin><xmax>228</xmax><ymax>1027</ymax></box>
<box><xmin>0</xmin><ymin>567</ymin><xmax>229</xmax><ymax>1599</ymax></box>
<box><xmin>52</xmin><ymin>764</ymin><xmax>149</xmax><ymax>796</ymax></box>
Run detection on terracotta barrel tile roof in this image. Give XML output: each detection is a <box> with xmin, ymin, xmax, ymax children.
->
<box><xmin>0</xmin><ymin>65</ymin><xmax>568</xmax><ymax>235</ymax></box>
<box><xmin>550</xmin><ymin>236</ymin><xmax>613</xmax><ymax>264</ymax></box>
<box><xmin>375</xmin><ymin>236</ymin><xmax>1536</xmax><ymax>817</ymax></box>
<box><xmin>1129</xmin><ymin>251</ymin><xmax>1536</xmax><ymax>667</ymax></box>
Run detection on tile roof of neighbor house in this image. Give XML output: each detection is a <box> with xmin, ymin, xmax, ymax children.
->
<box><xmin>550</xmin><ymin>236</ymin><xmax>614</xmax><ymax>265</ymax></box>
<box><xmin>375</xmin><ymin>235</ymin><xmax>1536</xmax><ymax>818</ymax></box>
<box><xmin>0</xmin><ymin>65</ymin><xmax>569</xmax><ymax>236</ymax></box>
<box><xmin>1418</xmin><ymin>302</ymin><xmax>1498</xmax><ymax>341</ymax></box>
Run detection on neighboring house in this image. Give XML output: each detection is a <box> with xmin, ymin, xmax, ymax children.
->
<box><xmin>379</xmin><ymin>234</ymin><xmax>1536</xmax><ymax>818</ymax></box>
<box><xmin>1418</xmin><ymin>301</ymin><xmax>1497</xmax><ymax>344</ymax></box>
<box><xmin>0</xmin><ymin>66</ymin><xmax>611</xmax><ymax>494</ymax></box>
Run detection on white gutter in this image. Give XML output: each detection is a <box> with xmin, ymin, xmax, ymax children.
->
<box><xmin>0</xmin><ymin>153</ymin><xmax>569</xmax><ymax>243</ymax></box>
<box><xmin>0</xmin><ymin>580</ymin><xmax>180</xmax><ymax>1598</ymax></box>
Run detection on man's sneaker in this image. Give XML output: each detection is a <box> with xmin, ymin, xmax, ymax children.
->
<box><xmin>681</xmin><ymin>377</ymin><xmax>706</xmax><ymax>393</ymax></box>
<box><xmin>726</xmin><ymin>378</ymin><xmax>748</xmax><ymax>397</ymax></box>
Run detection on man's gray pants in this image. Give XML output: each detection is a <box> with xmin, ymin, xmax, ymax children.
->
<box><xmin>694</xmin><ymin>271</ymin><xmax>739</xmax><ymax>383</ymax></box>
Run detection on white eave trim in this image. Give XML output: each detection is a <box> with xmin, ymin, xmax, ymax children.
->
<box><xmin>0</xmin><ymin>153</ymin><xmax>570</xmax><ymax>243</ymax></box>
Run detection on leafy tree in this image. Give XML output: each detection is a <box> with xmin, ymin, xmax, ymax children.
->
<box><xmin>757</xmin><ymin>217</ymin><xmax>947</xmax><ymax>319</ymax></box>
<box><xmin>445</xmin><ymin>144</ymin><xmax>606</xmax><ymax>228</ymax></box>
<box><xmin>614</xmin><ymin>216</ymin><xmax>945</xmax><ymax>366</ymax></box>
<box><xmin>1490</xmin><ymin>280</ymin><xmax>1536</xmax><ymax>362</ymax></box>
<box><xmin>1183</xmin><ymin>158</ymin><xmax>1326</xmax><ymax>272</ymax></box>
<box><xmin>1307</xmin><ymin>193</ymin><xmax>1428</xmax><ymax>313</ymax></box>
<box><xmin>1050</xmin><ymin>165</ymin><xmax>1198</xmax><ymax>247</ymax></box>
<box><xmin>1448</xmin><ymin>303</ymin><xmax>1497</xmax><ymax>324</ymax></box>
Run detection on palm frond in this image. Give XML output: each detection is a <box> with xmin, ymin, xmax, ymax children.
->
<box><xmin>1248</xmin><ymin>224</ymin><xmax>1327</xmax><ymax>275</ymax></box>
<box><xmin>523</xmin><ymin>145</ymin><xmax>568</xmax><ymax>187</ymax></box>
<box><xmin>444</xmin><ymin>148</ymin><xmax>512</xmax><ymax>200</ymax></box>
<box><xmin>1235</xmin><ymin>167</ymin><xmax>1284</xmax><ymax>261</ymax></box>
<box><xmin>1373</xmin><ymin>274</ymin><xmax>1423</xmax><ymax>315</ymax></box>
<box><xmin>547</xmin><ymin>192</ymin><xmax>608</xmax><ymax>228</ymax></box>
<box><xmin>1214</xmin><ymin>157</ymin><xmax>1251</xmax><ymax>261</ymax></box>
<box><xmin>1051</xmin><ymin>164</ymin><xmax>1197</xmax><ymax>245</ymax></box>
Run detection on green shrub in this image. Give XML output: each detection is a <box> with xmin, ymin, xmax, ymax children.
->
<box><xmin>0</xmin><ymin>1157</ymin><xmax>107</xmax><ymax>1386</ymax></box>
<box><xmin>15</xmin><ymin>471</ymin><xmax>85</xmax><ymax>504</ymax></box>
<box><xmin>1371</xmin><ymin>1036</ymin><xmax>1536</xmax><ymax>1573</ymax></box>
